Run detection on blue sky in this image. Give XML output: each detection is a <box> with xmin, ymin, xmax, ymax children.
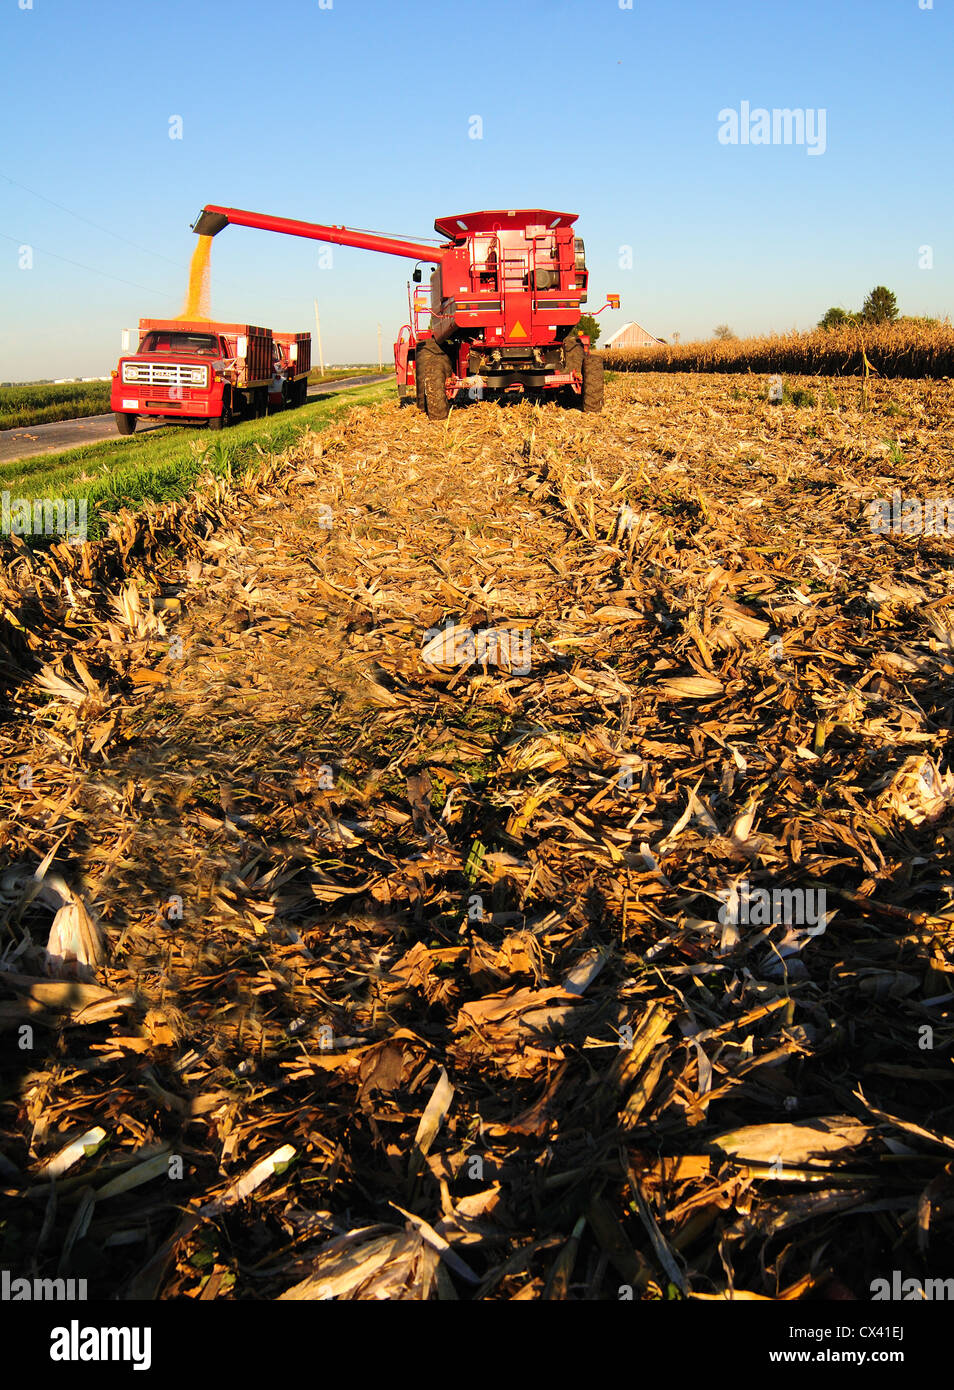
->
<box><xmin>1</xmin><ymin>0</ymin><xmax>950</xmax><ymax>380</ymax></box>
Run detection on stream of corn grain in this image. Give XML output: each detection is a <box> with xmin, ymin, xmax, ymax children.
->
<box><xmin>178</xmin><ymin>234</ymin><xmax>212</xmax><ymax>320</ymax></box>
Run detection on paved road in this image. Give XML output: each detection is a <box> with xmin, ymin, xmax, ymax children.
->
<box><xmin>0</xmin><ymin>374</ymin><xmax>391</xmax><ymax>467</ymax></box>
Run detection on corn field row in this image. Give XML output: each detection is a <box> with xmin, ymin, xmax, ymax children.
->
<box><xmin>603</xmin><ymin>321</ymin><xmax>954</xmax><ymax>378</ymax></box>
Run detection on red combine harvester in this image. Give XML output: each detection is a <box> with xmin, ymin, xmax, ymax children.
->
<box><xmin>191</xmin><ymin>206</ymin><xmax>619</xmax><ymax>418</ymax></box>
<box><xmin>111</xmin><ymin>318</ymin><xmax>311</xmax><ymax>434</ymax></box>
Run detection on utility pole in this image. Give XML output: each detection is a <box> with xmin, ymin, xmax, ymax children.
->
<box><xmin>377</xmin><ymin>323</ymin><xmax>383</xmax><ymax>371</ymax></box>
<box><xmin>313</xmin><ymin>299</ymin><xmax>325</xmax><ymax>377</ymax></box>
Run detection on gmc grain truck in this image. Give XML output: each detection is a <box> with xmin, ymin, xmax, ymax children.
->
<box><xmin>111</xmin><ymin>318</ymin><xmax>311</xmax><ymax>434</ymax></box>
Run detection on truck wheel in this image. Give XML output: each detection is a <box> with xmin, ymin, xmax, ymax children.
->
<box><xmin>414</xmin><ymin>365</ymin><xmax>426</xmax><ymax>411</ymax></box>
<box><xmin>114</xmin><ymin>412</ymin><xmax>137</xmax><ymax>435</ymax></box>
<box><xmin>298</xmin><ymin>379</ymin><xmax>308</xmax><ymax>406</ymax></box>
<box><xmin>420</xmin><ymin>352</ymin><xmax>449</xmax><ymax>420</ymax></box>
<box><xmin>209</xmin><ymin>392</ymin><xmax>232</xmax><ymax>431</ymax></box>
<box><xmin>581</xmin><ymin>355</ymin><xmax>604</xmax><ymax>413</ymax></box>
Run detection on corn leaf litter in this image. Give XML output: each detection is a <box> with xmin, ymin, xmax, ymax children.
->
<box><xmin>1</xmin><ymin>374</ymin><xmax>953</xmax><ymax>1298</ymax></box>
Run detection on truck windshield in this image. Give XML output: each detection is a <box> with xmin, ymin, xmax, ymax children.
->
<box><xmin>137</xmin><ymin>332</ymin><xmax>222</xmax><ymax>356</ymax></box>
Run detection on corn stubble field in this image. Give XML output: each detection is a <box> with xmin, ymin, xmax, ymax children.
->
<box><xmin>1</xmin><ymin>370</ymin><xmax>953</xmax><ymax>1301</ymax></box>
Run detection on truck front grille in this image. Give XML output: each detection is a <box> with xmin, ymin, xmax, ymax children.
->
<box><xmin>122</xmin><ymin>362</ymin><xmax>208</xmax><ymax>388</ymax></box>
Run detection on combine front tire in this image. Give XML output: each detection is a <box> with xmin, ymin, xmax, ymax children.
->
<box><xmin>581</xmin><ymin>355</ymin><xmax>604</xmax><ymax>414</ymax></box>
<box><xmin>563</xmin><ymin>333</ymin><xmax>584</xmax><ymax>377</ymax></box>
<box><xmin>114</xmin><ymin>412</ymin><xmax>137</xmax><ymax>435</ymax></box>
<box><xmin>420</xmin><ymin>352</ymin><xmax>450</xmax><ymax>420</ymax></box>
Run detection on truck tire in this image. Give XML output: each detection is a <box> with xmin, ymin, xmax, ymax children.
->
<box><xmin>209</xmin><ymin>392</ymin><xmax>232</xmax><ymax>431</ymax></box>
<box><xmin>581</xmin><ymin>355</ymin><xmax>604</xmax><ymax>413</ymax></box>
<box><xmin>420</xmin><ymin>351</ymin><xmax>450</xmax><ymax>420</ymax></box>
<box><xmin>415</xmin><ymin>365</ymin><xmax>426</xmax><ymax>412</ymax></box>
<box><xmin>114</xmin><ymin>412</ymin><xmax>137</xmax><ymax>435</ymax></box>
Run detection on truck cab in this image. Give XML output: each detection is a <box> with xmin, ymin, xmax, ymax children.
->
<box><xmin>111</xmin><ymin>318</ymin><xmax>276</xmax><ymax>434</ymax></box>
<box><xmin>137</xmin><ymin>327</ymin><xmax>229</xmax><ymax>358</ymax></box>
<box><xmin>112</xmin><ymin>325</ymin><xmax>234</xmax><ymax>434</ymax></box>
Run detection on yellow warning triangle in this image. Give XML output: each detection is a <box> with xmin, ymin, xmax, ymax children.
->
<box><xmin>509</xmin><ymin>319</ymin><xmax>527</xmax><ymax>339</ymax></box>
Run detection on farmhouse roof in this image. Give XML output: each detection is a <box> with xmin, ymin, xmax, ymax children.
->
<box><xmin>603</xmin><ymin>321</ymin><xmax>666</xmax><ymax>348</ymax></box>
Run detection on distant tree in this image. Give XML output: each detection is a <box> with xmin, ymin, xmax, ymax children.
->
<box><xmin>819</xmin><ymin>306</ymin><xmax>855</xmax><ymax>330</ymax></box>
<box><xmin>575</xmin><ymin>314</ymin><xmax>600</xmax><ymax>345</ymax></box>
<box><xmin>713</xmin><ymin>324</ymin><xmax>736</xmax><ymax>340</ymax></box>
<box><xmin>860</xmin><ymin>286</ymin><xmax>899</xmax><ymax>324</ymax></box>
<box><xmin>672</xmin><ymin>331</ymin><xmax>681</xmax><ymax>344</ymax></box>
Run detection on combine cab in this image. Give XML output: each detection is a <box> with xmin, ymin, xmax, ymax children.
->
<box><xmin>192</xmin><ymin>205</ymin><xmax>619</xmax><ymax>418</ymax></box>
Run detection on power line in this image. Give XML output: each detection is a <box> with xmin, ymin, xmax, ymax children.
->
<box><xmin>2</xmin><ymin>174</ymin><xmax>405</xmax><ymax>319</ymax></box>
<box><xmin>0</xmin><ymin>170</ymin><xmax>188</xmax><ymax>269</ymax></box>
<box><xmin>344</xmin><ymin>223</ymin><xmax>443</xmax><ymax>246</ymax></box>
<box><xmin>0</xmin><ymin>230</ymin><xmax>174</xmax><ymax>297</ymax></box>
<box><xmin>0</xmin><ymin>173</ymin><xmax>305</xmax><ymax>308</ymax></box>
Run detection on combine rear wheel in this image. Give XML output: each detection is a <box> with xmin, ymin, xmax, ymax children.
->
<box><xmin>420</xmin><ymin>352</ymin><xmax>450</xmax><ymax>420</ymax></box>
<box><xmin>114</xmin><ymin>412</ymin><xmax>137</xmax><ymax>435</ymax></box>
<box><xmin>581</xmin><ymin>355</ymin><xmax>604</xmax><ymax>413</ymax></box>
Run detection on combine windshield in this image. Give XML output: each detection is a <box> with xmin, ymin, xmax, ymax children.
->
<box><xmin>137</xmin><ymin>332</ymin><xmax>222</xmax><ymax>356</ymax></box>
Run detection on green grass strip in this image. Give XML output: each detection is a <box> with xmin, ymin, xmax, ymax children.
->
<box><xmin>1</xmin><ymin>381</ymin><xmax>393</xmax><ymax>540</ymax></box>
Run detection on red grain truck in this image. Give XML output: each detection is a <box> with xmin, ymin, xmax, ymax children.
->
<box><xmin>111</xmin><ymin>318</ymin><xmax>311</xmax><ymax>434</ymax></box>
